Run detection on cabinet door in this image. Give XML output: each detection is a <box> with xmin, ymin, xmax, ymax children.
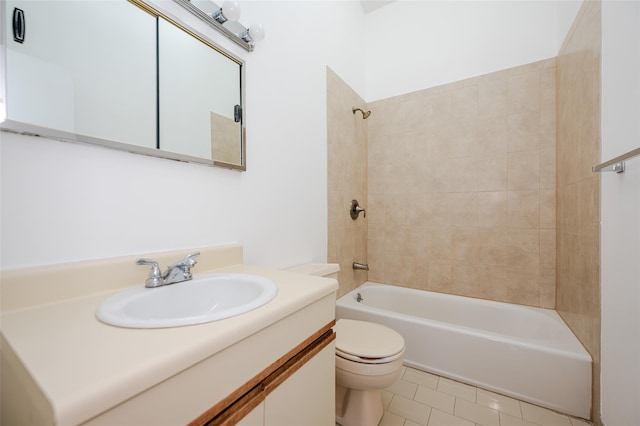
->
<box><xmin>264</xmin><ymin>342</ymin><xmax>335</xmax><ymax>426</ymax></box>
<box><xmin>4</xmin><ymin>0</ymin><xmax>156</xmax><ymax>148</ymax></box>
<box><xmin>236</xmin><ymin>402</ymin><xmax>264</xmax><ymax>426</ymax></box>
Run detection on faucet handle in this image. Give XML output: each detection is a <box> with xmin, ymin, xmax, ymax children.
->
<box><xmin>136</xmin><ymin>258</ymin><xmax>163</xmax><ymax>288</ymax></box>
<box><xmin>166</xmin><ymin>252</ymin><xmax>200</xmax><ymax>283</ymax></box>
<box><xmin>170</xmin><ymin>252</ymin><xmax>200</xmax><ymax>269</ymax></box>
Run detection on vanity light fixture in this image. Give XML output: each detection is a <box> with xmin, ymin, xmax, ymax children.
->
<box><xmin>211</xmin><ymin>1</ymin><xmax>240</xmax><ymax>24</ymax></box>
<box><xmin>240</xmin><ymin>23</ymin><xmax>266</xmax><ymax>44</ymax></box>
<box><xmin>174</xmin><ymin>0</ymin><xmax>264</xmax><ymax>51</ymax></box>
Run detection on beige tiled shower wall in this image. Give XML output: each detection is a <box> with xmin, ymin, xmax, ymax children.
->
<box><xmin>556</xmin><ymin>0</ymin><xmax>601</xmax><ymax>422</ymax></box>
<box><xmin>327</xmin><ymin>68</ymin><xmax>368</xmax><ymax>298</ymax></box>
<box><xmin>366</xmin><ymin>58</ymin><xmax>557</xmax><ymax>308</ymax></box>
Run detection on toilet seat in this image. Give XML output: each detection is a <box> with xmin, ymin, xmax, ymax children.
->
<box><xmin>336</xmin><ymin>348</ymin><xmax>403</xmax><ymax>364</ymax></box>
<box><xmin>335</xmin><ymin>319</ymin><xmax>405</xmax><ymax>364</ymax></box>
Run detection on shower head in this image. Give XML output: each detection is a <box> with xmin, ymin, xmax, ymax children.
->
<box><xmin>352</xmin><ymin>107</ymin><xmax>371</xmax><ymax>119</ymax></box>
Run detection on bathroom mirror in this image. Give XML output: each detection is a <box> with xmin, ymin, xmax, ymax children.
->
<box><xmin>157</xmin><ymin>16</ymin><xmax>244</xmax><ymax>167</ymax></box>
<box><xmin>0</xmin><ymin>0</ymin><xmax>246</xmax><ymax>170</ymax></box>
<box><xmin>1</xmin><ymin>0</ymin><xmax>157</xmax><ymax>149</ymax></box>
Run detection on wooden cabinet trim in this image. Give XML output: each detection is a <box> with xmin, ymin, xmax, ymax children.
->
<box><xmin>189</xmin><ymin>320</ymin><xmax>335</xmax><ymax>426</ymax></box>
<box><xmin>262</xmin><ymin>328</ymin><xmax>335</xmax><ymax>398</ymax></box>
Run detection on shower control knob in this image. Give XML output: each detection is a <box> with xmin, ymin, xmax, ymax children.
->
<box><xmin>350</xmin><ymin>199</ymin><xmax>366</xmax><ymax>220</ymax></box>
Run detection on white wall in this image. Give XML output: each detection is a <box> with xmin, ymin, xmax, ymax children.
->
<box><xmin>0</xmin><ymin>0</ymin><xmax>584</xmax><ymax>271</ymax></box>
<box><xmin>363</xmin><ymin>0</ymin><xmax>569</xmax><ymax>101</ymax></box>
<box><xmin>556</xmin><ymin>0</ymin><xmax>584</xmax><ymax>48</ymax></box>
<box><xmin>0</xmin><ymin>0</ymin><xmax>366</xmax><ymax>270</ymax></box>
<box><xmin>600</xmin><ymin>1</ymin><xmax>640</xmax><ymax>424</ymax></box>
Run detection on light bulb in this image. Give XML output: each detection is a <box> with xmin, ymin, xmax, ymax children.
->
<box><xmin>221</xmin><ymin>1</ymin><xmax>241</xmax><ymax>22</ymax></box>
<box><xmin>248</xmin><ymin>23</ymin><xmax>265</xmax><ymax>42</ymax></box>
<box><xmin>212</xmin><ymin>1</ymin><xmax>240</xmax><ymax>23</ymax></box>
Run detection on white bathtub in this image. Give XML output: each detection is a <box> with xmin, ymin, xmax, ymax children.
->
<box><xmin>336</xmin><ymin>282</ymin><xmax>592</xmax><ymax>419</ymax></box>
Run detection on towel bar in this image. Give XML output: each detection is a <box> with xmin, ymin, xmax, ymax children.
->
<box><xmin>592</xmin><ymin>147</ymin><xmax>640</xmax><ymax>173</ymax></box>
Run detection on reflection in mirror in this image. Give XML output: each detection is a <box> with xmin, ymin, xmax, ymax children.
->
<box><xmin>210</xmin><ymin>112</ymin><xmax>242</xmax><ymax>165</ymax></box>
<box><xmin>1</xmin><ymin>0</ymin><xmax>246</xmax><ymax>170</ymax></box>
<box><xmin>157</xmin><ymin>17</ymin><xmax>243</xmax><ymax>168</ymax></box>
<box><xmin>2</xmin><ymin>0</ymin><xmax>156</xmax><ymax>148</ymax></box>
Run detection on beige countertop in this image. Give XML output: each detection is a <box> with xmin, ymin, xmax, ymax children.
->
<box><xmin>1</xmin><ymin>256</ymin><xmax>338</xmax><ymax>425</ymax></box>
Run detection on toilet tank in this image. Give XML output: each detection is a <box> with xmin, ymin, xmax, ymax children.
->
<box><xmin>286</xmin><ymin>263</ymin><xmax>340</xmax><ymax>280</ymax></box>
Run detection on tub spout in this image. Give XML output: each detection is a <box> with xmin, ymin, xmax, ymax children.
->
<box><xmin>352</xmin><ymin>262</ymin><xmax>369</xmax><ymax>271</ymax></box>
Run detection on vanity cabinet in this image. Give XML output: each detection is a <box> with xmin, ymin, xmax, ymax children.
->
<box><xmin>2</xmin><ymin>0</ymin><xmax>156</xmax><ymax>148</ymax></box>
<box><xmin>236</xmin><ymin>405</ymin><xmax>263</xmax><ymax>426</ymax></box>
<box><xmin>206</xmin><ymin>329</ymin><xmax>335</xmax><ymax>426</ymax></box>
<box><xmin>1</xmin><ymin>323</ymin><xmax>336</xmax><ymax>426</ymax></box>
<box><xmin>236</xmin><ymin>342</ymin><xmax>335</xmax><ymax>426</ymax></box>
<box><xmin>0</xmin><ymin>249</ymin><xmax>337</xmax><ymax>426</ymax></box>
<box><xmin>76</xmin><ymin>300</ymin><xmax>336</xmax><ymax>426</ymax></box>
<box><xmin>263</xmin><ymin>342</ymin><xmax>335</xmax><ymax>425</ymax></box>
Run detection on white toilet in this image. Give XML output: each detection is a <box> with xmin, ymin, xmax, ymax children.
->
<box><xmin>334</xmin><ymin>319</ymin><xmax>405</xmax><ymax>426</ymax></box>
<box><xmin>285</xmin><ymin>263</ymin><xmax>405</xmax><ymax>426</ymax></box>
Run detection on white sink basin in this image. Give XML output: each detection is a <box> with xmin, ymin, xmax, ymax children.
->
<box><xmin>96</xmin><ymin>273</ymin><xmax>278</xmax><ymax>328</ymax></box>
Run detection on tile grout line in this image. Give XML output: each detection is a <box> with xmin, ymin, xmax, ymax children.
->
<box><xmin>380</xmin><ymin>366</ymin><xmax>593</xmax><ymax>426</ymax></box>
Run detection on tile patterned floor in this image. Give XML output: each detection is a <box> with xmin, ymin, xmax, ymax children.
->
<box><xmin>378</xmin><ymin>366</ymin><xmax>592</xmax><ymax>426</ymax></box>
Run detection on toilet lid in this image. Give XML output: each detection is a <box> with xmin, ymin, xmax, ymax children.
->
<box><xmin>335</xmin><ymin>319</ymin><xmax>405</xmax><ymax>361</ymax></box>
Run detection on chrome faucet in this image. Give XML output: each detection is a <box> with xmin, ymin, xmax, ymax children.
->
<box><xmin>136</xmin><ymin>252</ymin><xmax>200</xmax><ymax>288</ymax></box>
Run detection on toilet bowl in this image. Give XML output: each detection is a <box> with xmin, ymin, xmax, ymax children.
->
<box><xmin>285</xmin><ymin>264</ymin><xmax>405</xmax><ymax>426</ymax></box>
<box><xmin>334</xmin><ymin>319</ymin><xmax>405</xmax><ymax>426</ymax></box>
